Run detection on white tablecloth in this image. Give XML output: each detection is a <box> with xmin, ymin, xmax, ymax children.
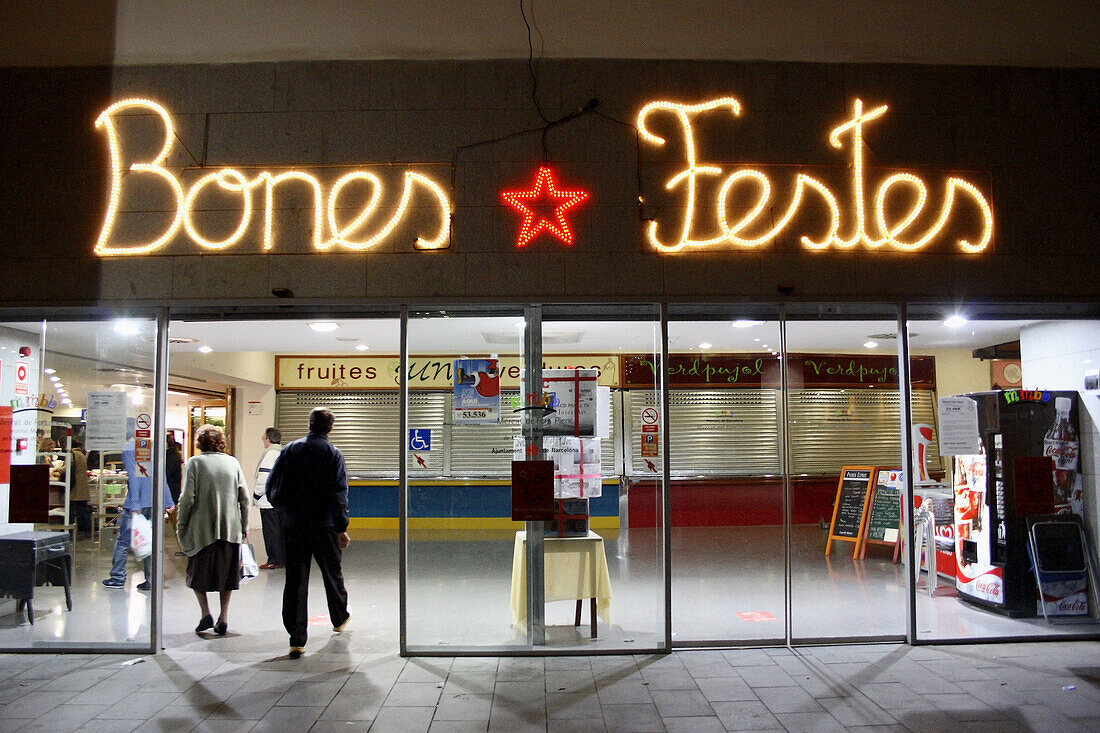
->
<box><xmin>510</xmin><ymin>530</ymin><xmax>612</xmax><ymax>631</ymax></box>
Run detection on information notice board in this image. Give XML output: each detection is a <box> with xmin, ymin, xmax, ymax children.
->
<box><xmin>861</xmin><ymin>468</ymin><xmax>903</xmax><ymax>562</ymax></box>
<box><xmin>826</xmin><ymin>467</ymin><xmax>875</xmax><ymax>557</ymax></box>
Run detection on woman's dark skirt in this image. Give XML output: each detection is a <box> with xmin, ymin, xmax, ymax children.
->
<box><xmin>186</xmin><ymin>539</ymin><xmax>241</xmax><ymax>592</ymax></box>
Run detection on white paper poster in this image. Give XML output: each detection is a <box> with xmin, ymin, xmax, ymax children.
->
<box><xmin>542</xmin><ymin>368</ymin><xmax>598</xmax><ymax>437</ymax></box>
<box><xmin>937</xmin><ymin>396</ymin><xmax>981</xmax><ymax>456</ymax></box>
<box><xmin>85</xmin><ymin>391</ymin><xmax>127</xmax><ymax>451</ymax></box>
<box><xmin>513</xmin><ymin>436</ymin><xmax>602</xmax><ymax>498</ymax></box>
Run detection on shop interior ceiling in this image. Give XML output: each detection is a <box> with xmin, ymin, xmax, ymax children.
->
<box><xmin>4</xmin><ymin>318</ymin><xmax>1035</xmax><ymax>411</ymax></box>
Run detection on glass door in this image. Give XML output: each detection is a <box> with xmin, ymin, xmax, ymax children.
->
<box><xmin>665</xmin><ymin>306</ymin><xmax>785</xmax><ymax>645</ymax></box>
<box><xmin>784</xmin><ymin>305</ymin><xmax>909</xmax><ymax>643</ymax></box>
<box><xmin>403</xmin><ymin>308</ymin><xmax>527</xmax><ymax>651</ymax></box>
<box><xmin>540</xmin><ymin>304</ymin><xmax>666</xmax><ymax>651</ymax></box>
<box><xmin>403</xmin><ymin>304</ymin><xmax>667</xmax><ymax>653</ymax></box>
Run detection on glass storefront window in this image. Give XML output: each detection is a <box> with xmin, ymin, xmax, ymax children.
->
<box><xmin>0</xmin><ymin>317</ymin><xmax>161</xmax><ymax>650</ymax></box>
<box><xmin>541</xmin><ymin>305</ymin><xmax>666</xmax><ymax>651</ymax></box>
<box><xmin>907</xmin><ymin>310</ymin><xmax>1100</xmax><ymax>641</ymax></box>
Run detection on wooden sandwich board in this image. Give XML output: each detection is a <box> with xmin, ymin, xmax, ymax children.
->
<box><xmin>826</xmin><ymin>467</ymin><xmax>876</xmax><ymax>558</ymax></box>
<box><xmin>860</xmin><ymin>468</ymin><xmax>904</xmax><ymax>562</ymax></box>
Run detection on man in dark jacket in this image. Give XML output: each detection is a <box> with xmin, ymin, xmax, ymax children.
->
<box><xmin>266</xmin><ymin>407</ymin><xmax>351</xmax><ymax>658</ymax></box>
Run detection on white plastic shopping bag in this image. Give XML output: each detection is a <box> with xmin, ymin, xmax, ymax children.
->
<box><xmin>130</xmin><ymin>512</ymin><xmax>153</xmax><ymax>559</ymax></box>
<box><xmin>239</xmin><ymin>543</ymin><xmax>260</xmax><ymax>580</ymax></box>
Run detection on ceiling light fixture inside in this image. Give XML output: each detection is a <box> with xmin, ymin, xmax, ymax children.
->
<box><xmin>113</xmin><ymin>319</ymin><xmax>141</xmax><ymax>335</ymax></box>
<box><xmin>309</xmin><ymin>322</ymin><xmax>339</xmax><ymax>332</ymax></box>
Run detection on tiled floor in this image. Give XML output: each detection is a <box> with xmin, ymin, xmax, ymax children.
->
<box><xmin>1</xmin><ymin>640</ymin><xmax>1099</xmax><ymax>731</ymax></box>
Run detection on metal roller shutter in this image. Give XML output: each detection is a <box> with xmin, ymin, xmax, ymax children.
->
<box><xmin>786</xmin><ymin>389</ymin><xmax>940</xmax><ymax>475</ymax></box>
<box><xmin>275</xmin><ymin>391</ymin><xmax>418</xmax><ymax>478</ymax></box>
<box><xmin>277</xmin><ymin>388</ymin><xmax>619</xmax><ymax>478</ymax></box>
<box><xmin>628</xmin><ymin>389</ymin><xmax>782</xmax><ymax>476</ymax></box>
<box><xmin>626</xmin><ymin>388</ymin><xmax>939</xmax><ymax>478</ymax></box>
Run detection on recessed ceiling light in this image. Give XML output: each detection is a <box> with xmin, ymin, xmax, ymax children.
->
<box><xmin>944</xmin><ymin>314</ymin><xmax>968</xmax><ymax>328</ymax></box>
<box><xmin>197</xmin><ymin>345</ymin><xmax>214</xmax><ymax>353</ymax></box>
<box><xmin>732</xmin><ymin>319</ymin><xmax>764</xmax><ymax>328</ymax></box>
<box><xmin>50</xmin><ymin>376</ymin><xmax>60</xmax><ymax>382</ymax></box>
<box><xmin>355</xmin><ymin>344</ymin><xmax>369</xmax><ymax>351</ymax></box>
<box><xmin>44</xmin><ymin>368</ymin><xmax>56</xmax><ymax>375</ymax></box>
<box><xmin>698</xmin><ymin>342</ymin><xmax>712</xmax><ymax>350</ymax></box>
<box><xmin>864</xmin><ymin>341</ymin><xmax>879</xmax><ymax>349</ymax></box>
<box><xmin>309</xmin><ymin>322</ymin><xmax>339</xmax><ymax>332</ymax></box>
<box><xmin>113</xmin><ymin>319</ymin><xmax>141</xmax><ymax>335</ymax></box>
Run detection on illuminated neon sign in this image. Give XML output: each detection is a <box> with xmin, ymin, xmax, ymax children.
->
<box><xmin>94</xmin><ymin>99</ymin><xmax>452</xmax><ymax>255</ymax></box>
<box><xmin>501</xmin><ymin>166</ymin><xmax>590</xmax><ymax>247</ymax></box>
<box><xmin>636</xmin><ymin>97</ymin><xmax>993</xmax><ymax>253</ymax></box>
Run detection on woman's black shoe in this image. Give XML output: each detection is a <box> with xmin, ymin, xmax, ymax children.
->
<box><xmin>214</xmin><ymin>621</ymin><xmax>228</xmax><ymax>636</ymax></box>
<box><xmin>195</xmin><ymin>615</ymin><xmax>214</xmax><ymax>633</ymax></box>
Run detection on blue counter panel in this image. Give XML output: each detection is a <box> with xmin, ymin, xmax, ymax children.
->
<box><xmin>348</xmin><ymin>483</ymin><xmax>619</xmax><ymax>519</ymax></box>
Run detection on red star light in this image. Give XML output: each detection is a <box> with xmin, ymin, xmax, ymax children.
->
<box><xmin>501</xmin><ymin>167</ymin><xmax>590</xmax><ymax>247</ymax></box>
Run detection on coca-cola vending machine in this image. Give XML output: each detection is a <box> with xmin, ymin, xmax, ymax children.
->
<box><xmin>953</xmin><ymin>390</ymin><xmax>1082</xmax><ymax>617</ymax></box>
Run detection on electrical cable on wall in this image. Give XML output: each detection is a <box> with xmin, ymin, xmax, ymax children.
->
<box><xmin>449</xmin><ymin>0</ymin><xmax>648</xmax><ymax>235</ymax></box>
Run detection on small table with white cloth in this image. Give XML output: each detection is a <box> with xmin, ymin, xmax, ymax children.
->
<box><xmin>510</xmin><ymin>530</ymin><xmax>612</xmax><ymax>638</ymax></box>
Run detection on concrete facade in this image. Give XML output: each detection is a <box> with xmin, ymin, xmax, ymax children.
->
<box><xmin>0</xmin><ymin>58</ymin><xmax>1095</xmax><ymax>309</ymax></box>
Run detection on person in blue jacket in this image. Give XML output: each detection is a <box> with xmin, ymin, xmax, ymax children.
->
<box><xmin>102</xmin><ymin>437</ymin><xmax>175</xmax><ymax>590</ymax></box>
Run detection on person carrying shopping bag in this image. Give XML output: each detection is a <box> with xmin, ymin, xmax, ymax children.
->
<box><xmin>175</xmin><ymin>424</ymin><xmax>251</xmax><ymax>635</ymax></box>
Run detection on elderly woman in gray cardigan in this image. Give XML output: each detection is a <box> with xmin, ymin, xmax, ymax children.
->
<box><xmin>176</xmin><ymin>424</ymin><xmax>251</xmax><ymax>635</ymax></box>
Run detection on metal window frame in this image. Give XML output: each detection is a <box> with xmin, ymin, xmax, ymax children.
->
<box><xmin>4</xmin><ymin>299</ymin><xmax>1098</xmax><ymax>655</ymax></box>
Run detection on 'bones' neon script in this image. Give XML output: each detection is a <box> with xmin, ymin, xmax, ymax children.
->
<box><xmin>636</xmin><ymin>97</ymin><xmax>993</xmax><ymax>253</ymax></box>
<box><xmin>94</xmin><ymin>99</ymin><xmax>452</xmax><ymax>255</ymax></box>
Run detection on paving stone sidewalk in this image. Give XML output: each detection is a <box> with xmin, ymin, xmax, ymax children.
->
<box><xmin>1</xmin><ymin>641</ymin><xmax>1098</xmax><ymax>731</ymax></box>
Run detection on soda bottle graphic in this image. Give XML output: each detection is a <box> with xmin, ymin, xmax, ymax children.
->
<box><xmin>1043</xmin><ymin>397</ymin><xmax>1078</xmax><ymax>507</ymax></box>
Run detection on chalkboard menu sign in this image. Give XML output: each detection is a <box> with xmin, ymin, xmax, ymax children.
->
<box><xmin>866</xmin><ymin>475</ymin><xmax>902</xmax><ymax>542</ymax></box>
<box><xmin>861</xmin><ymin>469</ymin><xmax>904</xmax><ymax>562</ymax></box>
<box><xmin>826</xmin><ymin>467</ymin><xmax>875</xmax><ymax>557</ymax></box>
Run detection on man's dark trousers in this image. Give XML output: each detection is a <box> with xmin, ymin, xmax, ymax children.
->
<box><xmin>282</xmin><ymin>526</ymin><xmax>350</xmax><ymax>647</ymax></box>
<box><xmin>260</xmin><ymin>508</ymin><xmax>285</xmax><ymax>565</ymax></box>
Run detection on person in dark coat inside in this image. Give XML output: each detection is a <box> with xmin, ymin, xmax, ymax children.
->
<box><xmin>266</xmin><ymin>406</ymin><xmax>351</xmax><ymax>658</ymax></box>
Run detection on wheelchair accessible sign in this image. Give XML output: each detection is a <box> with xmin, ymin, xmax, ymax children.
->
<box><xmin>408</xmin><ymin>429</ymin><xmax>431</xmax><ymax>451</ymax></box>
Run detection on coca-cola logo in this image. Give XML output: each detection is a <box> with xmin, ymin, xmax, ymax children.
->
<box><xmin>1057</xmin><ymin>599</ymin><xmax>1087</xmax><ymax>612</ymax></box>
<box><xmin>974</xmin><ymin>578</ymin><xmax>1001</xmax><ymax>595</ymax></box>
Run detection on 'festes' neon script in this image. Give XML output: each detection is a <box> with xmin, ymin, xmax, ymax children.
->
<box><xmin>94</xmin><ymin>99</ymin><xmax>452</xmax><ymax>255</ymax></box>
<box><xmin>636</xmin><ymin>97</ymin><xmax>993</xmax><ymax>253</ymax></box>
